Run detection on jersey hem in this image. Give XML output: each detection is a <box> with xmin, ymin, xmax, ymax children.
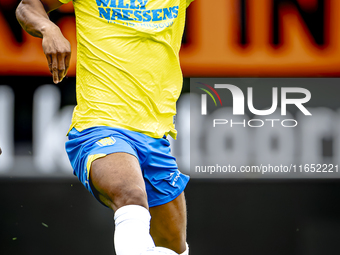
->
<box><xmin>68</xmin><ymin>122</ymin><xmax>177</xmax><ymax>140</ymax></box>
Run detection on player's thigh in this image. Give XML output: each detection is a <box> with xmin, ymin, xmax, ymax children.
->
<box><xmin>90</xmin><ymin>152</ymin><xmax>148</xmax><ymax>211</ymax></box>
<box><xmin>149</xmin><ymin>191</ymin><xmax>187</xmax><ymax>253</ymax></box>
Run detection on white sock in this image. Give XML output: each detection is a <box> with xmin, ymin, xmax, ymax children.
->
<box><xmin>180</xmin><ymin>243</ymin><xmax>189</xmax><ymax>255</ymax></box>
<box><xmin>114</xmin><ymin>205</ymin><xmax>155</xmax><ymax>255</ymax></box>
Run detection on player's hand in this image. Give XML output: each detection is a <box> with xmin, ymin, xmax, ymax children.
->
<box><xmin>0</xmin><ymin>147</ymin><xmax>2</xmax><ymax>155</ymax></box>
<box><xmin>42</xmin><ymin>26</ymin><xmax>71</xmax><ymax>84</ymax></box>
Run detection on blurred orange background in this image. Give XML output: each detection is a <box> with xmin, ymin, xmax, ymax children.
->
<box><xmin>1</xmin><ymin>0</ymin><xmax>340</xmax><ymax>77</ymax></box>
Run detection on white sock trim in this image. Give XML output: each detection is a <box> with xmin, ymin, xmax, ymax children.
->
<box><xmin>114</xmin><ymin>205</ymin><xmax>151</xmax><ymax>225</ymax></box>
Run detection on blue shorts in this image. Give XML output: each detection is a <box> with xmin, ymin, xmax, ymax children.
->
<box><xmin>65</xmin><ymin>126</ymin><xmax>190</xmax><ymax>207</ymax></box>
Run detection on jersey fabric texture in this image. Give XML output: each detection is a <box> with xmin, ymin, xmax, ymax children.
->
<box><xmin>66</xmin><ymin>126</ymin><xmax>190</xmax><ymax>207</ymax></box>
<box><xmin>59</xmin><ymin>0</ymin><xmax>194</xmax><ymax>139</ymax></box>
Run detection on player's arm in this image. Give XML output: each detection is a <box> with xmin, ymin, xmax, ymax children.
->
<box><xmin>16</xmin><ymin>0</ymin><xmax>71</xmax><ymax>84</ymax></box>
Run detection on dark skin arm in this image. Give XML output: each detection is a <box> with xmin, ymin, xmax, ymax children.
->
<box><xmin>16</xmin><ymin>0</ymin><xmax>71</xmax><ymax>84</ymax></box>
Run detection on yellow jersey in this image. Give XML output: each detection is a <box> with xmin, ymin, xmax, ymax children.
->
<box><xmin>59</xmin><ymin>0</ymin><xmax>194</xmax><ymax>139</ymax></box>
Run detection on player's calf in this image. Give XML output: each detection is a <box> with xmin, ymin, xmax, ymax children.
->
<box><xmin>150</xmin><ymin>192</ymin><xmax>188</xmax><ymax>254</ymax></box>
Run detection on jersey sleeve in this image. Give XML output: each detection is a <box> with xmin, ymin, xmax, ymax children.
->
<box><xmin>58</xmin><ymin>0</ymin><xmax>72</xmax><ymax>3</ymax></box>
<box><xmin>186</xmin><ymin>0</ymin><xmax>194</xmax><ymax>8</ymax></box>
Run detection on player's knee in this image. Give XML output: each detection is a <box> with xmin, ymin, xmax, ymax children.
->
<box><xmin>112</xmin><ymin>186</ymin><xmax>148</xmax><ymax>209</ymax></box>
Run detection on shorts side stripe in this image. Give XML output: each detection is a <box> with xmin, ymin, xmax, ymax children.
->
<box><xmin>86</xmin><ymin>153</ymin><xmax>107</xmax><ymax>180</ymax></box>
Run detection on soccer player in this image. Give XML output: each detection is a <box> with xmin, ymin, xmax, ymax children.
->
<box><xmin>16</xmin><ymin>0</ymin><xmax>192</xmax><ymax>254</ymax></box>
